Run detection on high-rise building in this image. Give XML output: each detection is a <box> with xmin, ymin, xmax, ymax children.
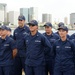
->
<box><xmin>0</xmin><ymin>3</ymin><xmax>7</xmax><ymax>23</ymax></box>
<box><xmin>70</xmin><ymin>13</ymin><xmax>75</xmax><ymax>25</ymax></box>
<box><xmin>29</xmin><ymin>7</ymin><xmax>38</xmax><ymax>22</ymax></box>
<box><xmin>20</xmin><ymin>8</ymin><xmax>29</xmax><ymax>22</ymax></box>
<box><xmin>42</xmin><ymin>14</ymin><xmax>52</xmax><ymax>23</ymax></box>
<box><xmin>7</xmin><ymin>11</ymin><xmax>20</xmax><ymax>26</ymax></box>
<box><xmin>64</xmin><ymin>17</ymin><xmax>68</xmax><ymax>25</ymax></box>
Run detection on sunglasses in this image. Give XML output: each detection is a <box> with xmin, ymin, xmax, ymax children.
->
<box><xmin>18</xmin><ymin>19</ymin><xmax>23</xmax><ymax>21</ymax></box>
<box><xmin>29</xmin><ymin>24</ymin><xmax>35</xmax><ymax>26</ymax></box>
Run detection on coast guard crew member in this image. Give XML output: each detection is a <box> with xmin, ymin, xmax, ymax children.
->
<box><xmin>0</xmin><ymin>25</ymin><xmax>17</xmax><ymax>75</ymax></box>
<box><xmin>53</xmin><ymin>26</ymin><xmax>75</xmax><ymax>75</ymax></box>
<box><xmin>13</xmin><ymin>15</ymin><xmax>30</xmax><ymax>75</ymax></box>
<box><xmin>24</xmin><ymin>20</ymin><xmax>51</xmax><ymax>75</ymax></box>
<box><xmin>43</xmin><ymin>22</ymin><xmax>59</xmax><ymax>75</ymax></box>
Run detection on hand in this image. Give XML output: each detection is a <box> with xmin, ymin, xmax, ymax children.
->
<box><xmin>12</xmin><ymin>49</ymin><xmax>17</xmax><ymax>58</ymax></box>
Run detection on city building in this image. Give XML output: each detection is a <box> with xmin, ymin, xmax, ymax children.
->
<box><xmin>7</xmin><ymin>11</ymin><xmax>20</xmax><ymax>26</ymax></box>
<box><xmin>64</xmin><ymin>17</ymin><xmax>68</xmax><ymax>25</ymax></box>
<box><xmin>42</xmin><ymin>14</ymin><xmax>52</xmax><ymax>23</ymax></box>
<box><xmin>0</xmin><ymin>3</ymin><xmax>7</xmax><ymax>24</ymax></box>
<box><xmin>70</xmin><ymin>13</ymin><xmax>75</xmax><ymax>25</ymax></box>
<box><xmin>29</xmin><ymin>7</ymin><xmax>38</xmax><ymax>22</ymax></box>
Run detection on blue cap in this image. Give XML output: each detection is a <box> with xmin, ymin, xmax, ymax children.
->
<box><xmin>58</xmin><ymin>22</ymin><xmax>64</xmax><ymax>27</ymax></box>
<box><xmin>18</xmin><ymin>15</ymin><xmax>25</xmax><ymax>20</ymax></box>
<box><xmin>1</xmin><ymin>25</ymin><xmax>8</xmax><ymax>30</ymax></box>
<box><xmin>7</xmin><ymin>27</ymin><xmax>11</xmax><ymax>32</ymax></box>
<box><xmin>28</xmin><ymin>20</ymin><xmax>38</xmax><ymax>26</ymax></box>
<box><xmin>58</xmin><ymin>26</ymin><xmax>68</xmax><ymax>31</ymax></box>
<box><xmin>44</xmin><ymin>22</ymin><xmax>52</xmax><ymax>27</ymax></box>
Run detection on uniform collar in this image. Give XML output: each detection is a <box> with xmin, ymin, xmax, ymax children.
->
<box><xmin>45</xmin><ymin>32</ymin><xmax>54</xmax><ymax>37</ymax></box>
<box><xmin>1</xmin><ymin>36</ymin><xmax>9</xmax><ymax>41</ymax></box>
<box><xmin>30</xmin><ymin>31</ymin><xmax>39</xmax><ymax>37</ymax></box>
<box><xmin>51</xmin><ymin>32</ymin><xmax>54</xmax><ymax>36</ymax></box>
<box><xmin>59</xmin><ymin>38</ymin><xmax>69</xmax><ymax>42</ymax></box>
<box><xmin>18</xmin><ymin>25</ymin><xmax>26</xmax><ymax>30</ymax></box>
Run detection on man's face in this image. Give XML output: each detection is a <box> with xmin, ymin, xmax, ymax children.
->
<box><xmin>29</xmin><ymin>25</ymin><xmax>38</xmax><ymax>32</ymax></box>
<box><xmin>58</xmin><ymin>29</ymin><xmax>68</xmax><ymax>38</ymax></box>
<box><xmin>1</xmin><ymin>29</ymin><xmax>8</xmax><ymax>36</ymax></box>
<box><xmin>18</xmin><ymin>19</ymin><xmax>25</xmax><ymax>27</ymax></box>
<box><xmin>45</xmin><ymin>26</ymin><xmax>52</xmax><ymax>33</ymax></box>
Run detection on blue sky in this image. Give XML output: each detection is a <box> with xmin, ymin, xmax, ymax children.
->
<box><xmin>0</xmin><ymin>0</ymin><xmax>75</xmax><ymax>23</ymax></box>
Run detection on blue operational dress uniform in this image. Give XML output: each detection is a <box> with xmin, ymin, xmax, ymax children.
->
<box><xmin>23</xmin><ymin>20</ymin><xmax>52</xmax><ymax>75</ymax></box>
<box><xmin>24</xmin><ymin>32</ymin><xmax>51</xmax><ymax>75</ymax></box>
<box><xmin>53</xmin><ymin>39</ymin><xmax>75</xmax><ymax>75</ymax></box>
<box><xmin>0</xmin><ymin>35</ymin><xmax>17</xmax><ymax>75</ymax></box>
<box><xmin>43</xmin><ymin>32</ymin><xmax>59</xmax><ymax>75</ymax></box>
<box><xmin>13</xmin><ymin>24</ymin><xmax>30</xmax><ymax>75</ymax></box>
<box><xmin>53</xmin><ymin>25</ymin><xmax>75</xmax><ymax>75</ymax></box>
<box><xmin>43</xmin><ymin>22</ymin><xmax>59</xmax><ymax>75</ymax></box>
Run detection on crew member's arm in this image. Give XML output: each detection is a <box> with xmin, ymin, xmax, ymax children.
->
<box><xmin>10</xmin><ymin>39</ymin><xmax>17</xmax><ymax>58</ymax></box>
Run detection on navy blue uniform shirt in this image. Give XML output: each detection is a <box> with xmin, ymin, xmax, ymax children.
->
<box><xmin>43</xmin><ymin>32</ymin><xmax>59</xmax><ymax>47</ymax></box>
<box><xmin>13</xmin><ymin>25</ymin><xmax>30</xmax><ymax>57</ymax></box>
<box><xmin>53</xmin><ymin>39</ymin><xmax>75</xmax><ymax>71</ymax></box>
<box><xmin>0</xmin><ymin>36</ymin><xmax>17</xmax><ymax>66</ymax></box>
<box><xmin>24</xmin><ymin>32</ymin><xmax>51</xmax><ymax>66</ymax></box>
<box><xmin>43</xmin><ymin>32</ymin><xmax>59</xmax><ymax>60</ymax></box>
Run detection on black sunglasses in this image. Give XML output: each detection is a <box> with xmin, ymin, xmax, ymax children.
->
<box><xmin>18</xmin><ymin>19</ymin><xmax>23</xmax><ymax>21</ymax></box>
<box><xmin>29</xmin><ymin>24</ymin><xmax>35</xmax><ymax>26</ymax></box>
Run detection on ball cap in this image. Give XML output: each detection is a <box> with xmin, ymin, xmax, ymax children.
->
<box><xmin>0</xmin><ymin>25</ymin><xmax>8</xmax><ymax>30</ymax></box>
<box><xmin>58</xmin><ymin>22</ymin><xmax>64</xmax><ymax>27</ymax></box>
<box><xmin>58</xmin><ymin>26</ymin><xmax>68</xmax><ymax>31</ymax></box>
<box><xmin>44</xmin><ymin>22</ymin><xmax>52</xmax><ymax>27</ymax></box>
<box><xmin>18</xmin><ymin>15</ymin><xmax>25</xmax><ymax>20</ymax></box>
<box><xmin>28</xmin><ymin>20</ymin><xmax>38</xmax><ymax>26</ymax></box>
